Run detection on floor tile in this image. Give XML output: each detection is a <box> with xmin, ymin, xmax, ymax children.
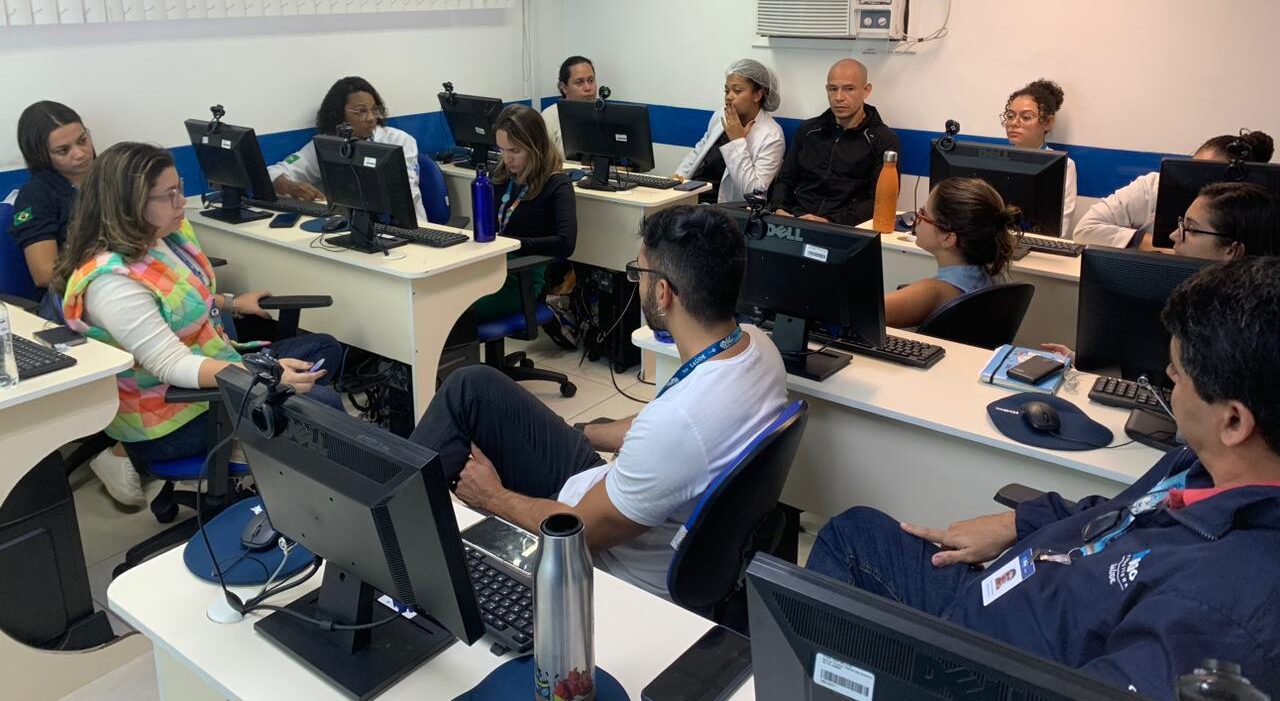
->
<box><xmin>59</xmin><ymin>650</ymin><xmax>158</xmax><ymax>701</ymax></box>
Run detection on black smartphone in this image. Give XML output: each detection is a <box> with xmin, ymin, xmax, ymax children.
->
<box><xmin>641</xmin><ymin>626</ymin><xmax>752</xmax><ymax>701</ymax></box>
<box><xmin>674</xmin><ymin>180</ymin><xmax>706</xmax><ymax>191</ymax></box>
<box><xmin>269</xmin><ymin>212</ymin><xmax>302</xmax><ymax>228</ymax></box>
<box><xmin>1007</xmin><ymin>355</ymin><xmax>1065</xmax><ymax>385</ymax></box>
<box><xmin>33</xmin><ymin>326</ymin><xmax>87</xmax><ymax>348</ymax></box>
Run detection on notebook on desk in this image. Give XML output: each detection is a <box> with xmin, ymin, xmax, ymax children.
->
<box><xmin>979</xmin><ymin>344</ymin><xmax>1069</xmax><ymax>394</ymax></box>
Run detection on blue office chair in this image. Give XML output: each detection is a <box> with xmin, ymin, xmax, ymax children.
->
<box><xmin>0</xmin><ymin>190</ymin><xmax>40</xmax><ymax>309</ymax></box>
<box><xmin>418</xmin><ymin>154</ymin><xmax>471</xmax><ymax>230</ymax></box>
<box><xmin>667</xmin><ymin>400</ymin><xmax>809</xmax><ymax>631</ymax></box>
<box><xmin>477</xmin><ymin>255</ymin><xmax>577</xmax><ymax>397</ymax></box>
<box><xmin>917</xmin><ymin>282</ymin><xmax>1036</xmax><ymax>350</ymax></box>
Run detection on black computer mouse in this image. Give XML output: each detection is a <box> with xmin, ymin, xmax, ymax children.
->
<box><xmin>1021</xmin><ymin>400</ymin><xmax>1062</xmax><ymax>433</ymax></box>
<box><xmin>241</xmin><ymin>510</ymin><xmax>280</xmax><ymax>552</ymax></box>
<box><xmin>321</xmin><ymin>215</ymin><xmax>349</xmax><ymax>233</ymax></box>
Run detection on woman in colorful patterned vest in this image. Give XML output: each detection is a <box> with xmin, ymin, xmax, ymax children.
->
<box><xmin>52</xmin><ymin>142</ymin><xmax>344</xmax><ymax>492</ymax></box>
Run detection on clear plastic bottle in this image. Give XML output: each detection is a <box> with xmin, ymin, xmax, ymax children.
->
<box><xmin>0</xmin><ymin>302</ymin><xmax>19</xmax><ymax>389</ymax></box>
<box><xmin>872</xmin><ymin>150</ymin><xmax>900</xmax><ymax>234</ymax></box>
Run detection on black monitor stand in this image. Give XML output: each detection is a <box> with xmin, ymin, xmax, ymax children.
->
<box><xmin>255</xmin><ymin>566</ymin><xmax>455</xmax><ymax>701</ymax></box>
<box><xmin>459</xmin><ymin>144</ymin><xmax>492</xmax><ymax>170</ymax></box>
<box><xmin>202</xmin><ymin>185</ymin><xmax>271</xmax><ymax>225</ymax></box>
<box><xmin>324</xmin><ymin>210</ymin><xmax>408</xmax><ymax>255</ymax></box>
<box><xmin>578</xmin><ymin>155</ymin><xmax>637</xmax><ymax>192</ymax></box>
<box><xmin>771</xmin><ymin>314</ymin><xmax>850</xmax><ymax>382</ymax></box>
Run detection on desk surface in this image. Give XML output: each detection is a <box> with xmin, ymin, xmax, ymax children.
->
<box><xmin>187</xmin><ymin>208</ymin><xmax>519</xmax><ymax>280</ymax></box>
<box><xmin>0</xmin><ymin>306</ymin><xmax>133</xmax><ymax>412</ymax></box>
<box><xmin>440</xmin><ymin>162</ymin><xmax>710</xmax><ymax>208</ymax></box>
<box><xmin>635</xmin><ymin>326</ymin><xmax>1160</xmax><ymax>487</ymax></box>
<box><xmin>109</xmin><ymin>503</ymin><xmax>751</xmax><ymax>700</ymax></box>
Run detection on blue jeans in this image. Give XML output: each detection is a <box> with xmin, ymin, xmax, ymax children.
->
<box><xmin>806</xmin><ymin>507</ymin><xmax>979</xmax><ymax>617</ymax></box>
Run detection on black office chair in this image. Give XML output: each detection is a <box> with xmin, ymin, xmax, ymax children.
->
<box><xmin>994</xmin><ymin>483</ymin><xmax>1077</xmax><ymax>512</ymax></box>
<box><xmin>917</xmin><ymin>282</ymin><xmax>1036</xmax><ymax>350</ymax></box>
<box><xmin>475</xmin><ymin>255</ymin><xmax>577</xmax><ymax>398</ymax></box>
<box><xmin>666</xmin><ymin>400</ymin><xmax>809</xmax><ymax>633</ymax></box>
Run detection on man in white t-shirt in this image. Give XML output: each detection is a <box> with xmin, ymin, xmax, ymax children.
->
<box><xmin>541</xmin><ymin>55</ymin><xmax>597</xmax><ymax>159</ymax></box>
<box><xmin>410</xmin><ymin>204</ymin><xmax>788</xmax><ymax>597</ymax></box>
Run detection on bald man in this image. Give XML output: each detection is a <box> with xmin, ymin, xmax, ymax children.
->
<box><xmin>768</xmin><ymin>59</ymin><xmax>900</xmax><ymax>226</ymax></box>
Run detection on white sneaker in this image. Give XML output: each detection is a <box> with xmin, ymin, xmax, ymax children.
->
<box><xmin>88</xmin><ymin>449</ymin><xmax>147</xmax><ymax>507</ymax></box>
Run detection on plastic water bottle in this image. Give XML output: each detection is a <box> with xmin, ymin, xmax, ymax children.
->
<box><xmin>472</xmin><ymin>168</ymin><xmax>497</xmax><ymax>243</ymax></box>
<box><xmin>0</xmin><ymin>302</ymin><xmax>18</xmax><ymax>389</ymax></box>
<box><xmin>534</xmin><ymin>513</ymin><xmax>595</xmax><ymax>701</ymax></box>
<box><xmin>1176</xmin><ymin>660</ymin><xmax>1270</xmax><ymax>701</ymax></box>
<box><xmin>872</xmin><ymin>150</ymin><xmax>900</xmax><ymax>234</ymax></box>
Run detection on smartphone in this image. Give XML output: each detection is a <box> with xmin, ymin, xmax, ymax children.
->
<box><xmin>674</xmin><ymin>179</ymin><xmax>706</xmax><ymax>192</ymax></box>
<box><xmin>1007</xmin><ymin>355</ymin><xmax>1065</xmax><ymax>385</ymax></box>
<box><xmin>269</xmin><ymin>212</ymin><xmax>302</xmax><ymax>228</ymax></box>
<box><xmin>308</xmin><ymin>358</ymin><xmax>325</xmax><ymax>373</ymax></box>
<box><xmin>33</xmin><ymin>326</ymin><xmax>87</xmax><ymax>348</ymax></box>
<box><xmin>640</xmin><ymin>625</ymin><xmax>752</xmax><ymax>701</ymax></box>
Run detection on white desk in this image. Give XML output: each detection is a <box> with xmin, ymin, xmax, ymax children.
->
<box><xmin>440</xmin><ymin>163</ymin><xmax>707</xmax><ymax>272</ymax></box>
<box><xmin>109</xmin><ymin>503</ymin><xmax>755</xmax><ymax>700</ymax></box>
<box><xmin>0</xmin><ymin>307</ymin><xmax>152</xmax><ymax>699</ymax></box>
<box><xmin>634</xmin><ymin>327</ymin><xmax>1162</xmax><ymax>529</ymax></box>
<box><xmin>188</xmin><ymin>209</ymin><xmax>519</xmax><ymax>418</ymax></box>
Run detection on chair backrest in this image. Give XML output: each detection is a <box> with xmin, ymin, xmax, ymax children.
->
<box><xmin>667</xmin><ymin>400</ymin><xmax>809</xmax><ymax>614</ymax></box>
<box><xmin>0</xmin><ymin>189</ymin><xmax>39</xmax><ymax>300</ymax></box>
<box><xmin>417</xmin><ymin>154</ymin><xmax>453</xmax><ymax>226</ymax></box>
<box><xmin>917</xmin><ymin>282</ymin><xmax>1036</xmax><ymax>350</ymax></box>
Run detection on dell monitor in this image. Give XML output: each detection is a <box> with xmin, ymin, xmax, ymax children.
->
<box><xmin>185</xmin><ymin>117</ymin><xmax>275</xmax><ymax>225</ymax></box>
<box><xmin>1151</xmin><ymin>158</ymin><xmax>1280</xmax><ymax>247</ymax></box>
<box><xmin>930</xmin><ymin>139</ymin><xmax>1067</xmax><ymax>237</ymax></box>
<box><xmin>217</xmin><ymin>368</ymin><xmax>483</xmax><ymax>700</ymax></box>
<box><xmin>312</xmin><ymin>134</ymin><xmax>417</xmax><ymax>254</ymax></box>
<box><xmin>746</xmin><ymin>553</ymin><xmax>1154</xmax><ymax>701</ymax></box>
<box><xmin>717</xmin><ymin>204</ymin><xmax>886</xmax><ymax>381</ymax></box>
<box><xmin>437</xmin><ymin>89</ymin><xmax>503</xmax><ymax>169</ymax></box>
<box><xmin>559</xmin><ymin>99</ymin><xmax>656</xmax><ymax>192</ymax></box>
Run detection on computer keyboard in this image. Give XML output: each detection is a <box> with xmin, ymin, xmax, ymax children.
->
<box><xmin>373</xmin><ymin>223</ymin><xmax>469</xmax><ymax>248</ymax></box>
<box><xmin>833</xmin><ymin>334</ymin><xmax>947</xmax><ymax>369</ymax></box>
<box><xmin>1019</xmin><ymin>234</ymin><xmax>1085</xmax><ymax>257</ymax></box>
<box><xmin>1088</xmin><ymin>376</ymin><xmax>1172</xmax><ymax>412</ymax></box>
<box><xmin>13</xmin><ymin>335</ymin><xmax>78</xmax><ymax>380</ymax></box>
<box><xmin>610</xmin><ymin>171</ymin><xmax>681</xmax><ymax>190</ymax></box>
<box><xmin>464</xmin><ymin>546</ymin><xmax>533</xmax><ymax>653</ymax></box>
<box><xmin>245</xmin><ymin>197</ymin><xmax>333</xmax><ymax>218</ymax></box>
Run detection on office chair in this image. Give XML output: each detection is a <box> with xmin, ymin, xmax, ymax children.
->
<box><xmin>418</xmin><ymin>154</ymin><xmax>471</xmax><ymax>230</ymax></box>
<box><xmin>917</xmin><ymin>282</ymin><xmax>1036</xmax><ymax>350</ymax></box>
<box><xmin>666</xmin><ymin>400</ymin><xmax>809</xmax><ymax>633</ymax></box>
<box><xmin>994</xmin><ymin>483</ymin><xmax>1077</xmax><ymax>512</ymax></box>
<box><xmin>476</xmin><ymin>255</ymin><xmax>577</xmax><ymax>398</ymax></box>
<box><xmin>0</xmin><ymin>191</ymin><xmax>40</xmax><ymax>310</ymax></box>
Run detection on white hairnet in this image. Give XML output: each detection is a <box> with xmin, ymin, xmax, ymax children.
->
<box><xmin>726</xmin><ymin>59</ymin><xmax>781</xmax><ymax>112</ymax></box>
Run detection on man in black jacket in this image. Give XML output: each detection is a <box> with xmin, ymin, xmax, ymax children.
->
<box><xmin>769</xmin><ymin>59</ymin><xmax>900</xmax><ymax>226</ymax></box>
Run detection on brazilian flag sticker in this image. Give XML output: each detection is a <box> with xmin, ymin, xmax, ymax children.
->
<box><xmin>285</xmin><ymin>154</ymin><xmax>301</xmax><ymax>164</ymax></box>
<box><xmin>13</xmin><ymin>207</ymin><xmax>32</xmax><ymax>227</ymax></box>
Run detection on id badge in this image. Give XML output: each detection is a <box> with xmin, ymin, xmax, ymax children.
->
<box><xmin>981</xmin><ymin>549</ymin><xmax>1036</xmax><ymax>606</ymax></box>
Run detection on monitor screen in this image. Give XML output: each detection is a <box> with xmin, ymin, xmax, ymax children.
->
<box><xmin>559</xmin><ymin>99</ymin><xmax>656</xmax><ymax>173</ymax></box>
<box><xmin>1151</xmin><ymin>158</ymin><xmax>1280</xmax><ymax>247</ymax></box>
<box><xmin>930</xmin><ymin>139</ymin><xmax>1067</xmax><ymax>237</ymax></box>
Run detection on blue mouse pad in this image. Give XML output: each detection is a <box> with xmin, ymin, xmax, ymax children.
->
<box><xmin>300</xmin><ymin>217</ymin><xmax>347</xmax><ymax>234</ymax></box>
<box><xmin>987</xmin><ymin>392</ymin><xmax>1114</xmax><ymax>451</ymax></box>
<box><xmin>183</xmin><ymin>497</ymin><xmax>314</xmax><ymax>585</ymax></box>
<box><xmin>452</xmin><ymin>656</ymin><xmax>626</xmax><ymax>701</ymax></box>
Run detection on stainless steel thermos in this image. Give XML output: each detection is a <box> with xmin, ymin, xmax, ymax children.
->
<box><xmin>533</xmin><ymin>513</ymin><xmax>595</xmax><ymax>701</ymax></box>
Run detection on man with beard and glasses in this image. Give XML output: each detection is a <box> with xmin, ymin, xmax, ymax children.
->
<box><xmin>408</xmin><ymin>205</ymin><xmax>786</xmax><ymax>598</ymax></box>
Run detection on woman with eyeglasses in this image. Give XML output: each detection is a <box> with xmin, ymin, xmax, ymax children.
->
<box><xmin>268</xmin><ymin>76</ymin><xmax>427</xmax><ymax>222</ymax></box>
<box><xmin>887</xmin><ymin>178</ymin><xmax>1017</xmax><ymax>329</ymax></box>
<box><xmin>1002</xmin><ymin>79</ymin><xmax>1076</xmax><ymax>237</ymax></box>
<box><xmin>52</xmin><ymin>143</ymin><xmax>345</xmax><ymax>487</ymax></box>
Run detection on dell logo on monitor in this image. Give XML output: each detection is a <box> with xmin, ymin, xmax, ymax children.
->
<box><xmin>766</xmin><ymin>222</ymin><xmax>804</xmax><ymax>242</ymax></box>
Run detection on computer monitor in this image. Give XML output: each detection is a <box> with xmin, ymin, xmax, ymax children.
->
<box><xmin>559</xmin><ymin>99</ymin><xmax>656</xmax><ymax>192</ymax></box>
<box><xmin>1076</xmin><ymin>247</ymin><xmax>1210</xmax><ymax>383</ymax></box>
<box><xmin>216</xmin><ymin>368</ymin><xmax>483</xmax><ymax>700</ymax></box>
<box><xmin>185</xmin><ymin>117</ymin><xmax>275</xmax><ymax>225</ymax></box>
<box><xmin>312</xmin><ymin>134</ymin><xmax>417</xmax><ymax>254</ymax></box>
<box><xmin>717</xmin><ymin>204</ymin><xmax>886</xmax><ymax>381</ymax></box>
<box><xmin>1151</xmin><ymin>158</ymin><xmax>1280</xmax><ymax>247</ymax></box>
<box><xmin>930</xmin><ymin>139</ymin><xmax>1067</xmax><ymax>237</ymax></box>
<box><xmin>746</xmin><ymin>553</ymin><xmax>1153</xmax><ymax>701</ymax></box>
<box><xmin>437</xmin><ymin>90</ymin><xmax>503</xmax><ymax>168</ymax></box>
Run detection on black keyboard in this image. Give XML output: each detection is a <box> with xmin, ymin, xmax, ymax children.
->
<box><xmin>1020</xmin><ymin>234</ymin><xmax>1084</xmax><ymax>257</ymax></box>
<box><xmin>14</xmin><ymin>335</ymin><xmax>78</xmax><ymax>380</ymax></box>
<box><xmin>464</xmin><ymin>546</ymin><xmax>533</xmax><ymax>653</ymax></box>
<box><xmin>245</xmin><ymin>197</ymin><xmax>333</xmax><ymax>218</ymax></box>
<box><xmin>373</xmin><ymin>223</ymin><xmax>469</xmax><ymax>248</ymax></box>
<box><xmin>833</xmin><ymin>334</ymin><xmax>947</xmax><ymax>369</ymax></box>
<box><xmin>1089</xmin><ymin>376</ymin><xmax>1172</xmax><ymax>412</ymax></box>
<box><xmin>610</xmin><ymin>171</ymin><xmax>681</xmax><ymax>190</ymax></box>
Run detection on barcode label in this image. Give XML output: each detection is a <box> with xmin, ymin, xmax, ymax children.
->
<box><xmin>814</xmin><ymin>653</ymin><xmax>875</xmax><ymax>700</ymax></box>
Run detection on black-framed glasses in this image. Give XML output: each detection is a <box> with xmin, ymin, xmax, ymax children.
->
<box><xmin>1176</xmin><ymin>216</ymin><xmax>1224</xmax><ymax>238</ymax></box>
<box><xmin>625</xmin><ymin>260</ymin><xmax>679</xmax><ymax>295</ymax></box>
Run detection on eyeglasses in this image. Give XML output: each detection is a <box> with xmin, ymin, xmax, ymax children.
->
<box><xmin>999</xmin><ymin>110</ymin><xmax>1043</xmax><ymax>126</ymax></box>
<box><xmin>625</xmin><ymin>260</ymin><xmax>679</xmax><ymax>295</ymax></box>
<box><xmin>147</xmin><ymin>179</ymin><xmax>185</xmax><ymax>208</ymax></box>
<box><xmin>900</xmin><ymin>208</ymin><xmax>946</xmax><ymax>232</ymax></box>
<box><xmin>1176</xmin><ymin>216</ymin><xmax>1223</xmax><ymax>238</ymax></box>
<box><xmin>345</xmin><ymin>105</ymin><xmax>388</xmax><ymax>119</ymax></box>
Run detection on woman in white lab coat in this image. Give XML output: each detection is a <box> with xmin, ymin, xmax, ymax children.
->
<box><xmin>675</xmin><ymin>59</ymin><xmax>785</xmax><ymax>204</ymax></box>
<box><xmin>268</xmin><ymin>76</ymin><xmax>427</xmax><ymax>223</ymax></box>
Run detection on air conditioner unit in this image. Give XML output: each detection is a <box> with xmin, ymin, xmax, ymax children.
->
<box><xmin>756</xmin><ymin>0</ymin><xmax>908</xmax><ymax>40</ymax></box>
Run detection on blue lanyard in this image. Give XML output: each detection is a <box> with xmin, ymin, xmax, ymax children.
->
<box><xmin>1074</xmin><ymin>469</ymin><xmax>1189</xmax><ymax>558</ymax></box>
<box><xmin>498</xmin><ymin>180</ymin><xmax>528</xmax><ymax>234</ymax></box>
<box><xmin>656</xmin><ymin>326</ymin><xmax>744</xmax><ymax>399</ymax></box>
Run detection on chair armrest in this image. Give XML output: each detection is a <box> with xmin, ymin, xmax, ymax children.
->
<box><xmin>207</xmin><ymin>256</ymin><xmax>228</xmax><ymax>268</ymax></box>
<box><xmin>258</xmin><ymin>295</ymin><xmax>333</xmax><ymax>310</ymax></box>
<box><xmin>507</xmin><ymin>255</ymin><xmax>554</xmax><ymax>274</ymax></box>
<box><xmin>446</xmin><ymin>215</ymin><xmax>471</xmax><ymax>230</ymax></box>
<box><xmin>164</xmin><ymin>387</ymin><xmax>222</xmax><ymax>404</ymax></box>
<box><xmin>993</xmin><ymin>483</ymin><xmax>1054</xmax><ymax>510</ymax></box>
<box><xmin>0</xmin><ymin>293</ymin><xmax>40</xmax><ymax>314</ymax></box>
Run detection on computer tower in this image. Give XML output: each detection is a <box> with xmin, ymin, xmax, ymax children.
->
<box><xmin>580</xmin><ymin>265</ymin><xmax>641</xmax><ymax>373</ymax></box>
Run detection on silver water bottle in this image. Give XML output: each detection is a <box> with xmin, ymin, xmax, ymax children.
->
<box><xmin>533</xmin><ymin>513</ymin><xmax>595</xmax><ymax>701</ymax></box>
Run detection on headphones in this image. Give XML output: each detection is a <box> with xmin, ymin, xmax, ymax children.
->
<box><xmin>241</xmin><ymin>352</ymin><xmax>295</xmax><ymax>438</ymax></box>
<box><xmin>937</xmin><ymin>119</ymin><xmax>961</xmax><ymax>152</ymax></box>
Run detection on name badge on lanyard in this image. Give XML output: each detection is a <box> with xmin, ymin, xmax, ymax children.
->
<box><xmin>656</xmin><ymin>326</ymin><xmax>744</xmax><ymax>399</ymax></box>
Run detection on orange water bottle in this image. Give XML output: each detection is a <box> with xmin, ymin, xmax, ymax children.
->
<box><xmin>872</xmin><ymin>150</ymin><xmax>899</xmax><ymax>234</ymax></box>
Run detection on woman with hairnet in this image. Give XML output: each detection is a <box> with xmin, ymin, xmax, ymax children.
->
<box><xmin>675</xmin><ymin>58</ymin><xmax>785</xmax><ymax>203</ymax></box>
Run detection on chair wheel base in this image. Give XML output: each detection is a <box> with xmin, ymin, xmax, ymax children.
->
<box><xmin>152</xmin><ymin>501</ymin><xmax>180</xmax><ymax>524</ymax></box>
<box><xmin>560</xmin><ymin>382</ymin><xmax>577</xmax><ymax>398</ymax></box>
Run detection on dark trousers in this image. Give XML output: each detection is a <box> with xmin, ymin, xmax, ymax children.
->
<box><xmin>410</xmin><ymin>365</ymin><xmax>606</xmax><ymax>498</ymax></box>
<box><xmin>806</xmin><ymin>506</ymin><xmax>980</xmax><ymax>617</ymax></box>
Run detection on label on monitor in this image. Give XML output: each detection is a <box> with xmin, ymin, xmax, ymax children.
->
<box><xmin>813</xmin><ymin>653</ymin><xmax>875</xmax><ymax>701</ymax></box>
<box><xmin>220</xmin><ymin>139</ymin><xmax>232</xmax><ymax>149</ymax></box>
<box><xmin>473</xmin><ymin>126</ymin><xmax>486</xmax><ymax>135</ymax></box>
<box><xmin>363</xmin><ymin>156</ymin><xmax>377</xmax><ymax>168</ymax></box>
<box><xmin>201</xmin><ymin>136</ymin><xmax>209</xmax><ymax>145</ymax></box>
<box><xmin>803</xmin><ymin>243</ymin><xmax>829</xmax><ymax>263</ymax></box>
<box><xmin>614</xmin><ymin>133</ymin><xmax>629</xmax><ymax>143</ymax></box>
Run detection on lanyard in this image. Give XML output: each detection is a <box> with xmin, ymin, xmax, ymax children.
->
<box><xmin>656</xmin><ymin>326</ymin><xmax>744</xmax><ymax>399</ymax></box>
<box><xmin>498</xmin><ymin>180</ymin><xmax>528</xmax><ymax>234</ymax></box>
<box><xmin>1070</xmin><ymin>469</ymin><xmax>1189</xmax><ymax>559</ymax></box>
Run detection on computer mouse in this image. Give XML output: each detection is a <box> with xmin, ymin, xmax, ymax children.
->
<box><xmin>241</xmin><ymin>510</ymin><xmax>280</xmax><ymax>552</ymax></box>
<box><xmin>321</xmin><ymin>215</ymin><xmax>349</xmax><ymax>233</ymax></box>
<box><xmin>1020</xmin><ymin>400</ymin><xmax>1062</xmax><ymax>433</ymax></box>
<box><xmin>567</xmin><ymin>168</ymin><xmax>587</xmax><ymax>183</ymax></box>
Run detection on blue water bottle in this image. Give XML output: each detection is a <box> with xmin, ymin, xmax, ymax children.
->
<box><xmin>472</xmin><ymin>167</ymin><xmax>497</xmax><ymax>243</ymax></box>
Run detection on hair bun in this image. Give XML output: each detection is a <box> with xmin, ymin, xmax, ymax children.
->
<box><xmin>1245</xmin><ymin>131</ymin><xmax>1275</xmax><ymax>162</ymax></box>
<box><xmin>1002</xmin><ymin>205</ymin><xmax>1024</xmax><ymax>230</ymax></box>
<box><xmin>1029</xmin><ymin>79</ymin><xmax>1065</xmax><ymax>110</ymax></box>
